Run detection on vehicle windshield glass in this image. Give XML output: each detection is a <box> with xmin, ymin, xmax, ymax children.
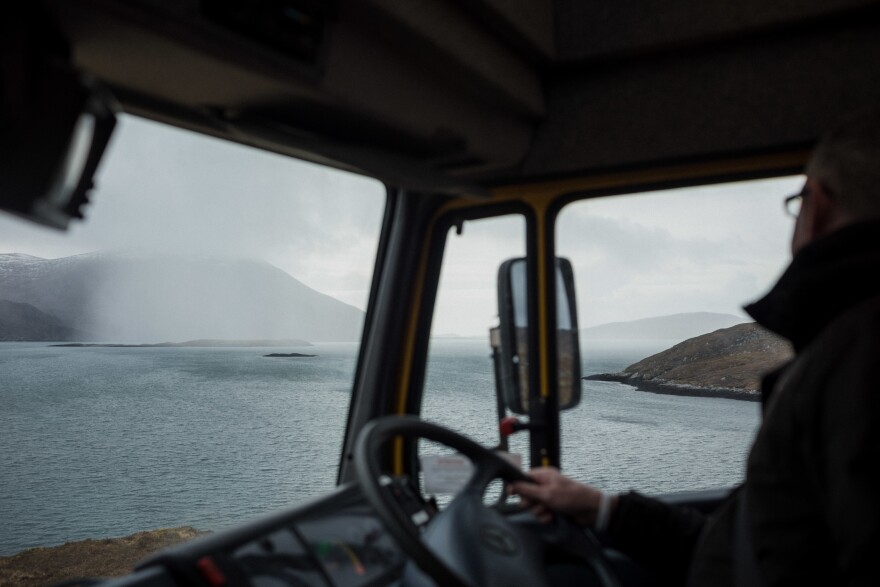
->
<box><xmin>0</xmin><ymin>115</ymin><xmax>385</xmax><ymax>556</ymax></box>
<box><xmin>420</xmin><ymin>214</ymin><xmax>527</xmax><ymax>505</ymax></box>
<box><xmin>557</xmin><ymin>177</ymin><xmax>800</xmax><ymax>493</ymax></box>
<box><xmin>415</xmin><ymin>177</ymin><xmax>799</xmax><ymax>502</ymax></box>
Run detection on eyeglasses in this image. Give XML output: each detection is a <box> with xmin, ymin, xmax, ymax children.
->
<box><xmin>784</xmin><ymin>188</ymin><xmax>808</xmax><ymax>218</ymax></box>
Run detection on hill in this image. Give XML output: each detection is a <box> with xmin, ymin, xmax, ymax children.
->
<box><xmin>586</xmin><ymin>322</ymin><xmax>793</xmax><ymax>400</ymax></box>
<box><xmin>0</xmin><ymin>252</ymin><xmax>364</xmax><ymax>343</ymax></box>
<box><xmin>0</xmin><ymin>300</ymin><xmax>93</xmax><ymax>341</ymax></box>
<box><xmin>581</xmin><ymin>312</ymin><xmax>746</xmax><ymax>342</ymax></box>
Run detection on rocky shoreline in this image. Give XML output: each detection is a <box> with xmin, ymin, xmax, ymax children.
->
<box><xmin>583</xmin><ymin>322</ymin><xmax>791</xmax><ymax>403</ymax></box>
<box><xmin>584</xmin><ymin>372</ymin><xmax>761</xmax><ymax>402</ymax></box>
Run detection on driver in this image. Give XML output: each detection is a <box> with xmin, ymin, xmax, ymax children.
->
<box><xmin>510</xmin><ymin>107</ymin><xmax>880</xmax><ymax>587</ymax></box>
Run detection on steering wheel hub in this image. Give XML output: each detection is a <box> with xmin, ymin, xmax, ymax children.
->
<box><xmin>353</xmin><ymin>416</ymin><xmax>622</xmax><ymax>587</ymax></box>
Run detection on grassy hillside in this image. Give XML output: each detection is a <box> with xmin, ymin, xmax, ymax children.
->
<box><xmin>587</xmin><ymin>323</ymin><xmax>793</xmax><ymax>399</ymax></box>
<box><xmin>0</xmin><ymin>528</ymin><xmax>204</xmax><ymax>587</ymax></box>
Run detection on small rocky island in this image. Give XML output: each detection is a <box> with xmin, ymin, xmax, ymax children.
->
<box><xmin>263</xmin><ymin>352</ymin><xmax>317</xmax><ymax>358</ymax></box>
<box><xmin>585</xmin><ymin>323</ymin><xmax>793</xmax><ymax>401</ymax></box>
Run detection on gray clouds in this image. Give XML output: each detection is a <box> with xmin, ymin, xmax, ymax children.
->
<box><xmin>0</xmin><ymin>115</ymin><xmax>386</xmax><ymax>309</ymax></box>
<box><xmin>429</xmin><ymin>177</ymin><xmax>801</xmax><ymax>336</ymax></box>
<box><xmin>557</xmin><ymin>177</ymin><xmax>802</xmax><ymax>327</ymax></box>
<box><xmin>0</xmin><ymin>113</ymin><xmax>802</xmax><ymax>336</ymax></box>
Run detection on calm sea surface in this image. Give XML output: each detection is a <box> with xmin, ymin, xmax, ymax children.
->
<box><xmin>0</xmin><ymin>339</ymin><xmax>760</xmax><ymax>555</ymax></box>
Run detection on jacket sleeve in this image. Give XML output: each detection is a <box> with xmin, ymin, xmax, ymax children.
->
<box><xmin>813</xmin><ymin>322</ymin><xmax>880</xmax><ymax>585</ymax></box>
<box><xmin>606</xmin><ymin>491</ymin><xmax>706</xmax><ymax>586</ymax></box>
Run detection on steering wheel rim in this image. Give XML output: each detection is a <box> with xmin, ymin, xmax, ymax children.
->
<box><xmin>354</xmin><ymin>415</ymin><xmax>531</xmax><ymax>587</ymax></box>
<box><xmin>353</xmin><ymin>415</ymin><xmax>622</xmax><ymax>587</ymax></box>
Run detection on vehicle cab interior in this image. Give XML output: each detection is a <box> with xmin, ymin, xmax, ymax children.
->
<box><xmin>1</xmin><ymin>1</ymin><xmax>879</xmax><ymax>586</ymax></box>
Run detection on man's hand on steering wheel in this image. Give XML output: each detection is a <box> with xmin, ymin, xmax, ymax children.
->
<box><xmin>354</xmin><ymin>416</ymin><xmax>622</xmax><ymax>587</ymax></box>
<box><xmin>509</xmin><ymin>467</ymin><xmax>615</xmax><ymax>527</ymax></box>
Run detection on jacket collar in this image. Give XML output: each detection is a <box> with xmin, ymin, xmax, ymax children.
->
<box><xmin>744</xmin><ymin>220</ymin><xmax>880</xmax><ymax>351</ymax></box>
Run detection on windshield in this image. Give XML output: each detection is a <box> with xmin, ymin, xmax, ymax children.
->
<box><xmin>557</xmin><ymin>177</ymin><xmax>799</xmax><ymax>493</ymax></box>
<box><xmin>0</xmin><ymin>115</ymin><xmax>385</xmax><ymax>556</ymax></box>
<box><xmin>419</xmin><ymin>176</ymin><xmax>798</xmax><ymax>501</ymax></box>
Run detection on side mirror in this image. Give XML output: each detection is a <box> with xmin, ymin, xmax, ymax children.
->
<box><xmin>493</xmin><ymin>257</ymin><xmax>582</xmax><ymax>415</ymax></box>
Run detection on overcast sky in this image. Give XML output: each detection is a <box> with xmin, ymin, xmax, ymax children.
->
<box><xmin>434</xmin><ymin>176</ymin><xmax>801</xmax><ymax>334</ymax></box>
<box><xmin>0</xmin><ymin>114</ymin><xmax>803</xmax><ymax>336</ymax></box>
<box><xmin>0</xmin><ymin>115</ymin><xmax>386</xmax><ymax>310</ymax></box>
<box><xmin>557</xmin><ymin>178</ymin><xmax>801</xmax><ymax>327</ymax></box>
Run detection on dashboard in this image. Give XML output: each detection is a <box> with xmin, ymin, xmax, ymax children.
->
<box><xmin>111</xmin><ymin>482</ymin><xmax>425</xmax><ymax>587</ymax></box>
<box><xmin>93</xmin><ymin>467</ymin><xmax>662</xmax><ymax>587</ymax></box>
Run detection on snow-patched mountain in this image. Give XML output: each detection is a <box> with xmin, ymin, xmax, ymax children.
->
<box><xmin>581</xmin><ymin>312</ymin><xmax>747</xmax><ymax>342</ymax></box>
<box><xmin>0</xmin><ymin>252</ymin><xmax>364</xmax><ymax>342</ymax></box>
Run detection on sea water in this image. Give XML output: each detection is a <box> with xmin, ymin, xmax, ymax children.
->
<box><xmin>0</xmin><ymin>340</ymin><xmax>760</xmax><ymax>555</ymax></box>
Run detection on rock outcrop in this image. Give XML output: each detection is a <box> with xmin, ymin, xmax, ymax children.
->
<box><xmin>586</xmin><ymin>322</ymin><xmax>793</xmax><ymax>400</ymax></box>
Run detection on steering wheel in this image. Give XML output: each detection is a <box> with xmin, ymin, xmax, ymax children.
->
<box><xmin>353</xmin><ymin>415</ymin><xmax>622</xmax><ymax>587</ymax></box>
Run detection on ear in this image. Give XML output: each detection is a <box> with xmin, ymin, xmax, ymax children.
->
<box><xmin>791</xmin><ymin>178</ymin><xmax>838</xmax><ymax>255</ymax></box>
<box><xmin>806</xmin><ymin>180</ymin><xmax>838</xmax><ymax>238</ymax></box>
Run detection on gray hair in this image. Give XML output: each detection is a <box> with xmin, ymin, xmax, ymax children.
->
<box><xmin>806</xmin><ymin>108</ymin><xmax>880</xmax><ymax>219</ymax></box>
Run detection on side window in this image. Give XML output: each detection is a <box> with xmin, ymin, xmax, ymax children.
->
<box><xmin>420</xmin><ymin>215</ymin><xmax>528</xmax><ymax>467</ymax></box>
<box><xmin>0</xmin><ymin>115</ymin><xmax>385</xmax><ymax>556</ymax></box>
<box><xmin>556</xmin><ymin>177</ymin><xmax>800</xmax><ymax>493</ymax></box>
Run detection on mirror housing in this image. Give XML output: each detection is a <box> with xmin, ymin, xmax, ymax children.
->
<box><xmin>494</xmin><ymin>257</ymin><xmax>582</xmax><ymax>415</ymax></box>
<box><xmin>0</xmin><ymin>8</ymin><xmax>117</xmax><ymax>229</ymax></box>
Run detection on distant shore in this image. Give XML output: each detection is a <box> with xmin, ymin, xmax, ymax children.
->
<box><xmin>584</xmin><ymin>373</ymin><xmax>761</xmax><ymax>402</ymax></box>
<box><xmin>50</xmin><ymin>339</ymin><xmax>312</xmax><ymax>348</ymax></box>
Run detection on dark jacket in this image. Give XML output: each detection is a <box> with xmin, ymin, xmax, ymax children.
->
<box><xmin>606</xmin><ymin>221</ymin><xmax>880</xmax><ymax>587</ymax></box>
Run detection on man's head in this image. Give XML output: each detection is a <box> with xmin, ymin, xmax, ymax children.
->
<box><xmin>792</xmin><ymin>108</ymin><xmax>880</xmax><ymax>254</ymax></box>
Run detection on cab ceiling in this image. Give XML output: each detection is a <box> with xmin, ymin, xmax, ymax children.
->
<box><xmin>44</xmin><ymin>0</ymin><xmax>880</xmax><ymax>192</ymax></box>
